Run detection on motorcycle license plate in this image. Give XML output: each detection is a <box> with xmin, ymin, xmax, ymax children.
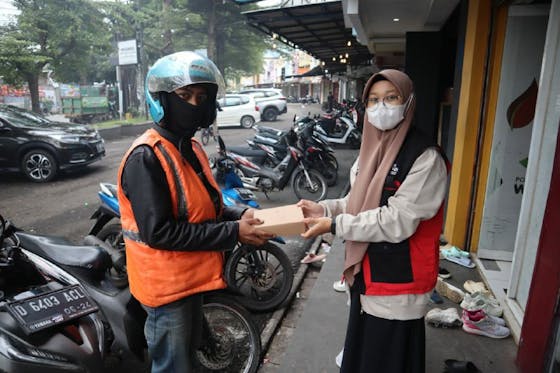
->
<box><xmin>6</xmin><ymin>285</ymin><xmax>98</xmax><ymax>334</ymax></box>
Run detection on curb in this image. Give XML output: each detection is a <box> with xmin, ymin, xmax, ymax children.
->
<box><xmin>260</xmin><ymin>180</ymin><xmax>351</xmax><ymax>355</ymax></box>
<box><xmin>260</xmin><ymin>236</ymin><xmax>322</xmax><ymax>353</ymax></box>
<box><xmin>97</xmin><ymin>122</ymin><xmax>152</xmax><ymax>141</ymax></box>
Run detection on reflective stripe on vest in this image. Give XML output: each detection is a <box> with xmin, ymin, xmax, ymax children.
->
<box><xmin>155</xmin><ymin>142</ymin><xmax>188</xmax><ymax>220</ymax></box>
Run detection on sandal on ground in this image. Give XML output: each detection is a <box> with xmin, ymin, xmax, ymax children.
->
<box><xmin>300</xmin><ymin>253</ymin><xmax>327</xmax><ymax>264</ymax></box>
<box><xmin>444</xmin><ymin>359</ymin><xmax>481</xmax><ymax>373</ymax></box>
<box><xmin>444</xmin><ymin>255</ymin><xmax>476</xmax><ymax>268</ymax></box>
<box><xmin>463</xmin><ymin>280</ymin><xmax>489</xmax><ymax>294</ymax></box>
<box><xmin>441</xmin><ymin>247</ymin><xmax>475</xmax><ymax>268</ymax></box>
<box><xmin>441</xmin><ymin>246</ymin><xmax>470</xmax><ymax>258</ymax></box>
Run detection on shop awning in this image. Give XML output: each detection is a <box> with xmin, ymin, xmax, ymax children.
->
<box><xmin>285</xmin><ymin>64</ymin><xmax>324</xmax><ymax>78</ymax></box>
<box><xmin>241</xmin><ymin>1</ymin><xmax>372</xmax><ymax>70</ymax></box>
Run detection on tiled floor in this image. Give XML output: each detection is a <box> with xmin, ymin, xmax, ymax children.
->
<box><xmin>479</xmin><ymin>258</ymin><xmax>512</xmax><ymax>299</ymax></box>
<box><xmin>475</xmin><ymin>256</ymin><xmax>522</xmax><ymax>341</ymax></box>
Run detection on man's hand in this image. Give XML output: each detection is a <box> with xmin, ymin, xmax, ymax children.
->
<box><xmin>240</xmin><ymin>208</ymin><xmax>255</xmax><ymax>220</ymax></box>
<box><xmin>297</xmin><ymin>199</ymin><xmax>325</xmax><ymax>218</ymax></box>
<box><xmin>301</xmin><ymin>217</ymin><xmax>331</xmax><ymax>239</ymax></box>
<box><xmin>238</xmin><ymin>218</ymin><xmax>275</xmax><ymax>246</ymax></box>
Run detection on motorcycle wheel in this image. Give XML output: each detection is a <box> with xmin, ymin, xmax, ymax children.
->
<box><xmin>224</xmin><ymin>242</ymin><xmax>294</xmax><ymax>312</ymax></box>
<box><xmin>96</xmin><ymin>222</ymin><xmax>128</xmax><ymax>288</ymax></box>
<box><xmin>201</xmin><ymin>129</ymin><xmax>210</xmax><ymax>145</ymax></box>
<box><xmin>292</xmin><ymin>169</ymin><xmax>328</xmax><ymax>202</ymax></box>
<box><xmin>348</xmin><ymin>131</ymin><xmax>361</xmax><ymax>149</ymax></box>
<box><xmin>194</xmin><ymin>294</ymin><xmax>261</xmax><ymax>373</ymax></box>
<box><xmin>326</xmin><ymin>153</ymin><xmax>339</xmax><ymax>170</ymax></box>
<box><xmin>319</xmin><ymin>154</ymin><xmax>338</xmax><ymax>187</ymax></box>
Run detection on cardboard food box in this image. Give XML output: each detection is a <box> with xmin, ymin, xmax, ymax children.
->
<box><xmin>253</xmin><ymin>204</ymin><xmax>306</xmax><ymax>236</ymax></box>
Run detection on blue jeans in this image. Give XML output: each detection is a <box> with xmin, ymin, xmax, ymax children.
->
<box><xmin>142</xmin><ymin>294</ymin><xmax>203</xmax><ymax>373</ymax></box>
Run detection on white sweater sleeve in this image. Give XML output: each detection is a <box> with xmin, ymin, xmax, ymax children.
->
<box><xmin>334</xmin><ymin>147</ymin><xmax>448</xmax><ymax>243</ymax></box>
<box><xmin>318</xmin><ymin>158</ymin><xmax>357</xmax><ymax>217</ymax></box>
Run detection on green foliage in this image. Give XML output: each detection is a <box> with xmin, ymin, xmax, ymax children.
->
<box><xmin>0</xmin><ymin>0</ymin><xmax>271</xmax><ymax>108</ymax></box>
<box><xmin>0</xmin><ymin>26</ymin><xmax>51</xmax><ymax>84</ymax></box>
<box><xmin>0</xmin><ymin>0</ymin><xmax>112</xmax><ymax>111</ymax></box>
<box><xmin>217</xmin><ymin>1</ymin><xmax>266</xmax><ymax>74</ymax></box>
<box><xmin>13</xmin><ymin>0</ymin><xmax>110</xmax><ymax>81</ymax></box>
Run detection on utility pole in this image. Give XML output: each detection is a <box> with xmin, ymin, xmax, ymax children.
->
<box><xmin>135</xmin><ymin>0</ymin><xmax>147</xmax><ymax>118</ymax></box>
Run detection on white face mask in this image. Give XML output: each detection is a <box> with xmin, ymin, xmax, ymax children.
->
<box><xmin>366</xmin><ymin>103</ymin><xmax>406</xmax><ymax>131</ymax></box>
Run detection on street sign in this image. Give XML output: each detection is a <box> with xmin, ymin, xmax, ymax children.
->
<box><xmin>118</xmin><ymin>40</ymin><xmax>138</xmax><ymax>65</ymax></box>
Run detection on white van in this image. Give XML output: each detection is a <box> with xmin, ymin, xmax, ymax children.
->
<box><xmin>216</xmin><ymin>94</ymin><xmax>261</xmax><ymax>128</ymax></box>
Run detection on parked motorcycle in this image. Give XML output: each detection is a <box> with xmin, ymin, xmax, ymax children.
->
<box><xmin>312</xmin><ymin>109</ymin><xmax>361</xmax><ymax>149</ymax></box>
<box><xmin>226</xmin><ymin>120</ymin><xmax>338</xmax><ymax>186</ymax></box>
<box><xmin>0</xmin><ymin>215</ymin><xmax>108</xmax><ymax>372</ymax></box>
<box><xmin>200</xmin><ymin>126</ymin><xmax>217</xmax><ymax>146</ymax></box>
<box><xmin>201</xmin><ymin>104</ymin><xmax>222</xmax><ymax>146</ymax></box>
<box><xmin>89</xmin><ymin>176</ymin><xmax>294</xmax><ymax>313</ymax></box>
<box><xmin>225</xmin><ymin>134</ymin><xmax>328</xmax><ymax>202</ymax></box>
<box><xmin>211</xmin><ymin>141</ymin><xmax>294</xmax><ymax>311</ymax></box>
<box><xmin>0</xmin><ymin>214</ymin><xmax>262</xmax><ymax>372</ymax></box>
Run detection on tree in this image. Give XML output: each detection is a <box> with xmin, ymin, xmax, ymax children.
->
<box><xmin>0</xmin><ymin>27</ymin><xmax>50</xmax><ymax>110</ymax></box>
<box><xmin>0</xmin><ymin>0</ymin><xmax>109</xmax><ymax>112</ymax></box>
<box><xmin>184</xmin><ymin>0</ymin><xmax>267</xmax><ymax>82</ymax></box>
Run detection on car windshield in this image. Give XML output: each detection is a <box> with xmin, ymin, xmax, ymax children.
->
<box><xmin>0</xmin><ymin>106</ymin><xmax>52</xmax><ymax>128</ymax></box>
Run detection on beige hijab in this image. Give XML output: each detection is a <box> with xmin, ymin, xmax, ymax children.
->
<box><xmin>344</xmin><ymin>69</ymin><xmax>416</xmax><ymax>285</ymax></box>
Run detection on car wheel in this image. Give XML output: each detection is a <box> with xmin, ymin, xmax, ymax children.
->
<box><xmin>21</xmin><ymin>149</ymin><xmax>58</xmax><ymax>182</ymax></box>
<box><xmin>240</xmin><ymin>115</ymin><xmax>255</xmax><ymax>129</ymax></box>
<box><xmin>262</xmin><ymin>108</ymin><xmax>278</xmax><ymax>122</ymax></box>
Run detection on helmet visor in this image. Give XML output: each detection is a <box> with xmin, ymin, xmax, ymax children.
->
<box><xmin>147</xmin><ymin>51</ymin><xmax>225</xmax><ymax>99</ymax></box>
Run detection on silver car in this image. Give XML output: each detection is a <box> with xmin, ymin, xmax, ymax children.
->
<box><xmin>238</xmin><ymin>88</ymin><xmax>288</xmax><ymax>122</ymax></box>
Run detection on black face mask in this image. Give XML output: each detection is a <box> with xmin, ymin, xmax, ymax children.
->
<box><xmin>160</xmin><ymin>92</ymin><xmax>207</xmax><ymax>138</ymax></box>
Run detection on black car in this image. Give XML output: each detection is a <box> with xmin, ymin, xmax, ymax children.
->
<box><xmin>0</xmin><ymin>104</ymin><xmax>105</xmax><ymax>182</ymax></box>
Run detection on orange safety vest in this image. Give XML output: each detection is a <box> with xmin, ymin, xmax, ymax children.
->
<box><xmin>117</xmin><ymin>128</ymin><xmax>226</xmax><ymax>307</ymax></box>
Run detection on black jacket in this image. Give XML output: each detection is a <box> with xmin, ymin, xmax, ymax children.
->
<box><xmin>120</xmin><ymin>125</ymin><xmax>244</xmax><ymax>252</ymax></box>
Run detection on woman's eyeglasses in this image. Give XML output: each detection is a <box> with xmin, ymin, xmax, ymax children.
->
<box><xmin>365</xmin><ymin>95</ymin><xmax>402</xmax><ymax>108</ymax></box>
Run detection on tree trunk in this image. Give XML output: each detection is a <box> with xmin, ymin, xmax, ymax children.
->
<box><xmin>27</xmin><ymin>74</ymin><xmax>41</xmax><ymax>113</ymax></box>
<box><xmin>162</xmin><ymin>0</ymin><xmax>173</xmax><ymax>55</ymax></box>
<box><xmin>216</xmin><ymin>33</ymin><xmax>225</xmax><ymax>78</ymax></box>
<box><xmin>207</xmin><ymin>0</ymin><xmax>217</xmax><ymax>62</ymax></box>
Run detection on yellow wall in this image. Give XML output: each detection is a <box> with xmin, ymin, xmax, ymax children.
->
<box><xmin>469</xmin><ymin>5</ymin><xmax>509</xmax><ymax>252</ymax></box>
<box><xmin>444</xmin><ymin>0</ymin><xmax>492</xmax><ymax>249</ymax></box>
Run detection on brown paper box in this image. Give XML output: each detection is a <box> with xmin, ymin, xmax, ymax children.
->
<box><xmin>253</xmin><ymin>204</ymin><xmax>305</xmax><ymax>236</ymax></box>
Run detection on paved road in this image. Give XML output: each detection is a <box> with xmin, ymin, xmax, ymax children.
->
<box><xmin>1</xmin><ymin>103</ymin><xmax>356</xmax><ymax>244</ymax></box>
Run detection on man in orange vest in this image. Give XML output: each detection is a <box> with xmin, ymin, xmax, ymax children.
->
<box><xmin>117</xmin><ymin>51</ymin><xmax>273</xmax><ymax>373</ymax></box>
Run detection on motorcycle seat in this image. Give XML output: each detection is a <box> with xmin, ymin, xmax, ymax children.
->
<box><xmin>15</xmin><ymin>232</ymin><xmax>111</xmax><ymax>272</ymax></box>
<box><xmin>228</xmin><ymin>146</ymin><xmax>268</xmax><ymax>164</ymax></box>
<box><xmin>255</xmin><ymin>125</ymin><xmax>285</xmax><ymax>138</ymax></box>
<box><xmin>253</xmin><ymin>134</ymin><xmax>280</xmax><ymax>146</ymax></box>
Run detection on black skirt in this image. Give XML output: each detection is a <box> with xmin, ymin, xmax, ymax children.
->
<box><xmin>340</xmin><ymin>273</ymin><xmax>426</xmax><ymax>373</ymax></box>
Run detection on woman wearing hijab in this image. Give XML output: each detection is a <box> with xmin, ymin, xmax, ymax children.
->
<box><xmin>298</xmin><ymin>69</ymin><xmax>448</xmax><ymax>373</ymax></box>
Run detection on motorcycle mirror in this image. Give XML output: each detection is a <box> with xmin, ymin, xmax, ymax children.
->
<box><xmin>208</xmin><ymin>156</ymin><xmax>216</xmax><ymax>169</ymax></box>
<box><xmin>217</xmin><ymin>135</ymin><xmax>226</xmax><ymax>153</ymax></box>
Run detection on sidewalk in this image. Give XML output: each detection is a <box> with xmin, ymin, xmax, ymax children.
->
<box><xmin>273</xmin><ymin>237</ymin><xmax>520</xmax><ymax>373</ymax></box>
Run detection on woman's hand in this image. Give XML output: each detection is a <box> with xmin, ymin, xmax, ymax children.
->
<box><xmin>301</xmin><ymin>217</ymin><xmax>331</xmax><ymax>239</ymax></box>
<box><xmin>297</xmin><ymin>199</ymin><xmax>325</xmax><ymax>218</ymax></box>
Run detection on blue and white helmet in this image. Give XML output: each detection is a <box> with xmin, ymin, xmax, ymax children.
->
<box><xmin>145</xmin><ymin>51</ymin><xmax>226</xmax><ymax>124</ymax></box>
